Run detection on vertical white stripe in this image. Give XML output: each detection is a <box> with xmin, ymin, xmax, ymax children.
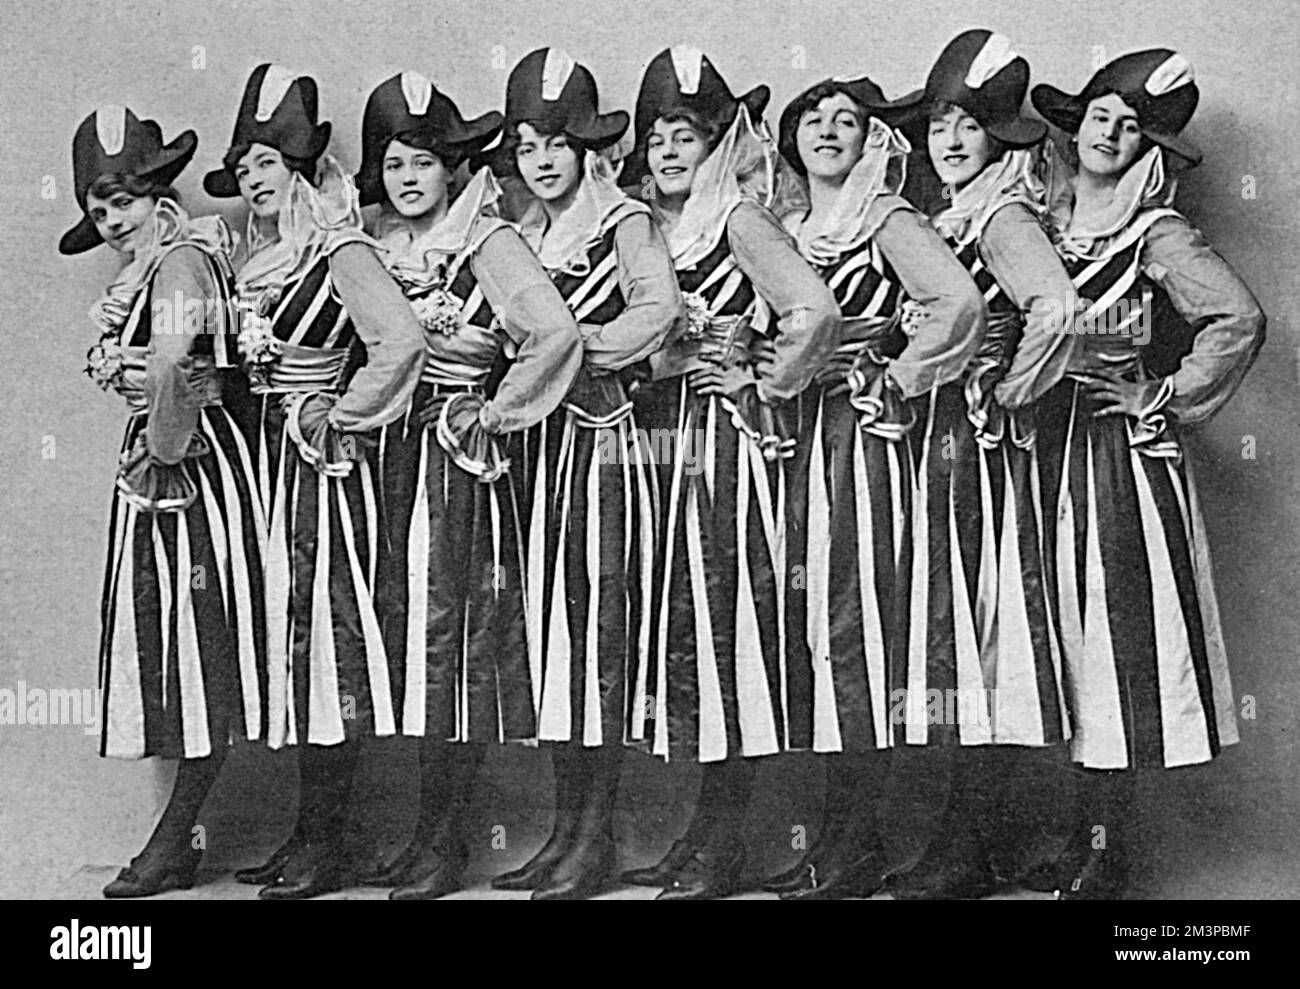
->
<box><xmin>583</xmin><ymin>443</ymin><xmax>603</xmax><ymax>747</ymax></box>
<box><xmin>308</xmin><ymin>472</ymin><xmax>345</xmax><ymax>745</ymax></box>
<box><xmin>265</xmin><ymin>442</ymin><xmax>293</xmax><ymax>748</ymax></box>
<box><xmin>526</xmin><ymin>421</ymin><xmax>548</xmax><ymax>714</ymax></box>
<box><xmin>538</xmin><ymin>418</ymin><xmax>576</xmax><ymax>740</ymax></box>
<box><xmin>403</xmin><ymin>432</ymin><xmax>431</xmax><ymax>737</ymax></box>
<box><xmin>734</xmin><ymin>438</ymin><xmax>780</xmax><ymax>757</ymax></box>
<box><xmin>336</xmin><ymin>476</ymin><xmax>395</xmax><ymax>736</ymax></box>
<box><xmin>106</xmin><ymin>504</ymin><xmax>145</xmax><ymax>758</ymax></box>
<box><xmin>853</xmin><ymin>430</ymin><xmax>888</xmax><ymax>751</ymax></box>
<box><xmin>905</xmin><ymin>390</ymin><xmax>936</xmax><ymax>743</ymax></box>
<box><xmin>175</xmin><ymin>514</ymin><xmax>211</xmax><ymax>757</ymax></box>
<box><xmin>808</xmin><ymin>403</ymin><xmax>839</xmax><ymax>752</ymax></box>
<box><xmin>993</xmin><ymin>454</ymin><xmax>1044</xmax><ymax>745</ymax></box>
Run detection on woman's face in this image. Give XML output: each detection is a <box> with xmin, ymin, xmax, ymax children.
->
<box><xmin>383</xmin><ymin>139</ymin><xmax>451</xmax><ymax>219</ymax></box>
<box><xmin>928</xmin><ymin>105</ymin><xmax>999</xmax><ymax>189</ymax></box>
<box><xmin>85</xmin><ymin>187</ymin><xmax>156</xmax><ymax>257</ymax></box>
<box><xmin>235</xmin><ymin>143</ymin><xmax>297</xmax><ymax>218</ymax></box>
<box><xmin>1076</xmin><ymin>93</ymin><xmax>1145</xmax><ymax>178</ymax></box>
<box><xmin>647</xmin><ymin>117</ymin><xmax>709</xmax><ymax>199</ymax></box>
<box><xmin>796</xmin><ymin>93</ymin><xmax>867</xmax><ymax>182</ymax></box>
<box><xmin>514</xmin><ymin>123</ymin><xmax>582</xmax><ymax>203</ymax></box>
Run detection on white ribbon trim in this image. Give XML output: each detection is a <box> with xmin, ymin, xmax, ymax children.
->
<box><xmin>964</xmin><ymin>32</ymin><xmax>1018</xmax><ymax>90</ymax></box>
<box><xmin>256</xmin><ymin>65</ymin><xmax>298</xmax><ymax>122</ymax></box>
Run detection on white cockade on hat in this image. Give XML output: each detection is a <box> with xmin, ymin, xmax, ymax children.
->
<box><xmin>964</xmin><ymin>32</ymin><xmax>1018</xmax><ymax>89</ymax></box>
<box><xmin>95</xmin><ymin>105</ymin><xmax>127</xmax><ymax>155</ymax></box>
<box><xmin>542</xmin><ymin>48</ymin><xmax>576</xmax><ymax>101</ymax></box>
<box><xmin>1145</xmin><ymin>53</ymin><xmax>1194</xmax><ymax>96</ymax></box>
<box><xmin>400</xmin><ymin>70</ymin><xmax>434</xmax><ymax>115</ymax></box>
<box><xmin>669</xmin><ymin>44</ymin><xmax>705</xmax><ymax>95</ymax></box>
<box><xmin>255</xmin><ymin>64</ymin><xmax>298</xmax><ymax>122</ymax></box>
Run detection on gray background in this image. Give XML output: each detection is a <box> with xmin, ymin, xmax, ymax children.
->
<box><xmin>1</xmin><ymin>0</ymin><xmax>1297</xmax><ymax>898</ymax></box>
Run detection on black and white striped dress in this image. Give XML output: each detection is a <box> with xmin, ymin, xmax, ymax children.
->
<box><xmin>99</xmin><ymin>243</ymin><xmax>267</xmax><ymax>759</ymax></box>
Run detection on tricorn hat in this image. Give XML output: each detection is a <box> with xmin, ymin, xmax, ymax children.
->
<box><xmin>778</xmin><ymin>75</ymin><xmax>922</xmax><ymax>176</ymax></box>
<box><xmin>203</xmin><ymin>63</ymin><xmax>332</xmax><ymax>197</ymax></box>
<box><xmin>1031</xmin><ymin>49</ymin><xmax>1201</xmax><ymax>165</ymax></box>
<box><xmin>902</xmin><ymin>29</ymin><xmax>1046</xmax><ymax>148</ymax></box>
<box><xmin>622</xmin><ymin>45</ymin><xmax>770</xmax><ymax>189</ymax></box>
<box><xmin>60</xmin><ymin>105</ymin><xmax>197</xmax><ymax>255</ymax></box>
<box><xmin>355</xmin><ymin>71</ymin><xmax>503</xmax><ymax>207</ymax></box>
<box><xmin>502</xmin><ymin>48</ymin><xmax>628</xmax><ymax>149</ymax></box>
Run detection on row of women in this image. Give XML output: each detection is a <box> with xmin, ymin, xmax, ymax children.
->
<box><xmin>69</xmin><ymin>28</ymin><xmax>1263</xmax><ymax>901</ymax></box>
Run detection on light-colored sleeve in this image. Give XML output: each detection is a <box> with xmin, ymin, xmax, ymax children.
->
<box><xmin>981</xmin><ymin>204</ymin><xmax>1080</xmax><ymax>408</ymax></box>
<box><xmin>326</xmin><ymin>242</ymin><xmax>426</xmax><ymax>433</ymax></box>
<box><xmin>143</xmin><ymin>245</ymin><xmax>210</xmax><ymax>464</ymax></box>
<box><xmin>875</xmin><ymin>208</ymin><xmax>986</xmax><ymax>399</ymax></box>
<box><xmin>472</xmin><ymin>227</ymin><xmax>584</xmax><ymax>434</ymax></box>
<box><xmin>728</xmin><ymin>200</ymin><xmax>841</xmax><ymax>402</ymax></box>
<box><xmin>1141</xmin><ymin>215</ymin><xmax>1266</xmax><ymax>425</ymax></box>
<box><xmin>580</xmin><ymin>212</ymin><xmax>683</xmax><ymax>371</ymax></box>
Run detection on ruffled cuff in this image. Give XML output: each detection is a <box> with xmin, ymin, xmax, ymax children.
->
<box><xmin>1129</xmin><ymin>375</ymin><xmax>1180</xmax><ymax>459</ymax></box>
<box><xmin>721</xmin><ymin>385</ymin><xmax>796</xmax><ymax>462</ymax></box>
<box><xmin>435</xmin><ymin>392</ymin><xmax>510</xmax><ymax>482</ymax></box>
<box><xmin>283</xmin><ymin>391</ymin><xmax>361</xmax><ymax>477</ymax></box>
<box><xmin>847</xmin><ymin>349</ymin><xmax>915</xmax><ymax>441</ymax></box>
<box><xmin>115</xmin><ymin>431</ymin><xmax>211</xmax><ymax>512</ymax></box>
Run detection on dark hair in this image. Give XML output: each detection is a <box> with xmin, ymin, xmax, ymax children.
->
<box><xmin>649</xmin><ymin>105</ymin><xmax>723</xmax><ymax>152</ymax></box>
<box><xmin>86</xmin><ymin>172</ymin><xmax>179</xmax><ymax>205</ymax></box>
<box><xmin>780</xmin><ymin>82</ymin><xmax>869</xmax><ymax>176</ymax></box>
<box><xmin>221</xmin><ymin>142</ymin><xmax>317</xmax><ymax>185</ymax></box>
<box><xmin>921</xmin><ymin>99</ymin><xmax>1008</xmax><ymax>158</ymax></box>
<box><xmin>385</xmin><ymin>129</ymin><xmax>467</xmax><ymax>172</ymax></box>
<box><xmin>499</xmin><ymin>119</ymin><xmax>591</xmax><ymax>179</ymax></box>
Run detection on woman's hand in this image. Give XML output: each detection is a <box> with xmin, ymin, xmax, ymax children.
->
<box><xmin>689</xmin><ymin>363</ymin><xmax>756</xmax><ymax>399</ymax></box>
<box><xmin>814</xmin><ymin>351</ymin><xmax>860</xmax><ymax>397</ymax></box>
<box><xmin>1082</xmin><ymin>371</ymin><xmax>1163</xmax><ymax>418</ymax></box>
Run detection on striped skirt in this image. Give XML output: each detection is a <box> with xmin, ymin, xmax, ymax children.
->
<box><xmin>513</xmin><ymin>394</ymin><xmax>656</xmax><ymax>747</ymax></box>
<box><xmin>251</xmin><ymin>394</ymin><xmax>394</xmax><ymax>748</ymax></box>
<box><xmin>376</xmin><ymin>384</ymin><xmax>533</xmax><ymax>743</ymax></box>
<box><xmin>785</xmin><ymin>384</ymin><xmax>912</xmax><ymax>754</ymax></box>
<box><xmin>897</xmin><ymin>382</ymin><xmax>1069</xmax><ymax>748</ymax></box>
<box><xmin>1037</xmin><ymin>379</ymin><xmax>1236</xmax><ymax>769</ymax></box>
<box><xmin>99</xmin><ymin>406</ymin><xmax>267</xmax><ymax>759</ymax></box>
<box><xmin>633</xmin><ymin>377</ymin><xmax>787</xmax><ymax>763</ymax></box>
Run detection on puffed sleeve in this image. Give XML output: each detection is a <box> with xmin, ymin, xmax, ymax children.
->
<box><xmin>472</xmin><ymin>226</ymin><xmax>584</xmax><ymax>433</ymax></box>
<box><xmin>326</xmin><ymin>242</ymin><xmax>426</xmax><ymax>432</ymax></box>
<box><xmin>728</xmin><ymin>200</ymin><xmax>841</xmax><ymax>402</ymax></box>
<box><xmin>143</xmin><ymin>245</ymin><xmax>212</xmax><ymax>464</ymax></box>
<box><xmin>981</xmin><ymin>204</ymin><xmax>1080</xmax><ymax>408</ymax></box>
<box><xmin>1141</xmin><ymin>215</ymin><xmax>1266</xmax><ymax>425</ymax></box>
<box><xmin>580</xmin><ymin>212</ymin><xmax>683</xmax><ymax>371</ymax></box>
<box><xmin>875</xmin><ymin>207</ymin><xmax>985</xmax><ymax>399</ymax></box>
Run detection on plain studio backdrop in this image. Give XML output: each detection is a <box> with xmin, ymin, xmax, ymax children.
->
<box><xmin>1</xmin><ymin>0</ymin><xmax>1297</xmax><ymax>899</ymax></box>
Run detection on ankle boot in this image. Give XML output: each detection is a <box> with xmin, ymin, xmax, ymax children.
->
<box><xmin>493</xmin><ymin>745</ymin><xmax>580</xmax><ymax>890</ymax></box>
<box><xmin>657</xmin><ymin>843</ymin><xmax>748</xmax><ymax>901</ymax></box>
<box><xmin>621</xmin><ymin>837</ymin><xmax>699</xmax><ymax>887</ymax></box>
<box><xmin>103</xmin><ymin>845</ymin><xmax>203</xmax><ymax>898</ymax></box>
<box><xmin>531</xmin><ymin>831</ymin><xmax>617</xmax><ymax>901</ymax></box>
<box><xmin>258</xmin><ymin>839</ymin><xmax>349</xmax><ymax>900</ymax></box>
<box><xmin>390</xmin><ymin>843</ymin><xmax>470</xmax><ymax>901</ymax></box>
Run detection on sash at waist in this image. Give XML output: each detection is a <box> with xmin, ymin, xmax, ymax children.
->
<box><xmin>254</xmin><ymin>343</ymin><xmax>348</xmax><ymax>394</ymax></box>
<box><xmin>421</xmin><ymin>354</ymin><xmax>492</xmax><ymax>388</ymax></box>
<box><xmin>116</xmin><ymin>348</ymin><xmax>224</xmax><ymax>413</ymax></box>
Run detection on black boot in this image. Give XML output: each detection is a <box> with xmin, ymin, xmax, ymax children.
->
<box><xmin>1054</xmin><ymin>768</ymin><xmax>1134</xmax><ymax>900</ymax></box>
<box><xmin>236</xmin><ymin>746</ymin><xmax>303</xmax><ymax>885</ymax></box>
<box><xmin>492</xmin><ymin>744</ymin><xmax>580</xmax><ymax>891</ymax></box>
<box><xmin>259</xmin><ymin>741</ymin><xmax>357</xmax><ymax>900</ymax></box>
<box><xmin>389</xmin><ymin>742</ymin><xmax>485</xmax><ymax>900</ymax></box>
<box><xmin>104</xmin><ymin>750</ymin><xmax>225</xmax><ymax>898</ymax></box>
<box><xmin>761</xmin><ymin>756</ymin><xmax>835</xmax><ymax>894</ymax></box>
<box><xmin>621</xmin><ymin>838</ymin><xmax>700</xmax><ymax>887</ymax></box>
<box><xmin>782</xmin><ymin>752</ymin><xmax>890</xmax><ymax>900</ymax></box>
<box><xmin>532</xmin><ymin>747</ymin><xmax>622</xmax><ymax>900</ymax></box>
<box><xmin>656</xmin><ymin>761</ymin><xmax>755</xmax><ymax>900</ymax></box>
<box><xmin>888</xmin><ymin>748</ymin><xmax>997</xmax><ymax>900</ymax></box>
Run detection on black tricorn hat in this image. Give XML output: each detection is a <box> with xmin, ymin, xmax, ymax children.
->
<box><xmin>777</xmin><ymin>75</ymin><xmax>922</xmax><ymax>176</ymax></box>
<box><xmin>900</xmin><ymin>29</ymin><xmax>1046</xmax><ymax>149</ymax></box>
<box><xmin>502</xmin><ymin>47</ymin><xmax>628</xmax><ymax>149</ymax></box>
<box><xmin>356</xmin><ymin>71</ymin><xmax>503</xmax><ymax>207</ymax></box>
<box><xmin>203</xmin><ymin>63</ymin><xmax>332</xmax><ymax>197</ymax></box>
<box><xmin>60</xmin><ymin>105</ymin><xmax>197</xmax><ymax>255</ymax></box>
<box><xmin>1031</xmin><ymin>48</ymin><xmax>1202</xmax><ymax>165</ymax></box>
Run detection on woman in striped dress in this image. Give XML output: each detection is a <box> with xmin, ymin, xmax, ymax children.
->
<box><xmin>878</xmin><ymin>30</ymin><xmax>1080</xmax><ymax>900</ymax></box>
<box><xmin>616</xmin><ymin>46</ymin><xmax>841</xmax><ymax>900</ymax></box>
<box><xmin>484</xmin><ymin>48</ymin><xmax>681</xmax><ymax>900</ymax></box>
<box><xmin>350</xmin><ymin>71</ymin><xmax>583</xmax><ymax>900</ymax></box>
<box><xmin>769</xmin><ymin>71</ymin><xmax>986</xmax><ymax>899</ymax></box>
<box><xmin>203</xmin><ymin>64</ymin><xmax>426</xmax><ymax>899</ymax></box>
<box><xmin>1026</xmin><ymin>49</ymin><xmax>1264</xmax><ymax>898</ymax></box>
<box><xmin>61</xmin><ymin>106</ymin><xmax>266</xmax><ymax>897</ymax></box>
